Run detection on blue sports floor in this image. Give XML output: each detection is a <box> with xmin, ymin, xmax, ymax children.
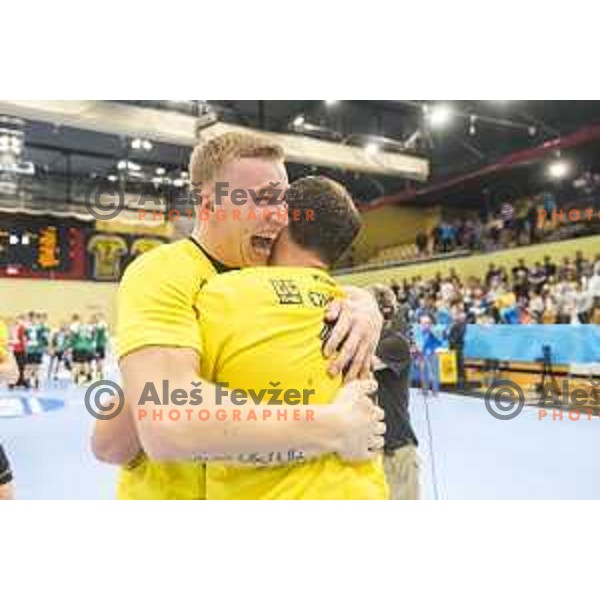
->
<box><xmin>2</xmin><ymin>376</ymin><xmax>600</xmax><ymax>499</ymax></box>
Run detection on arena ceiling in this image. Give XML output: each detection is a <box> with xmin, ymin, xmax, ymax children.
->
<box><xmin>3</xmin><ymin>100</ymin><xmax>600</xmax><ymax>211</ymax></box>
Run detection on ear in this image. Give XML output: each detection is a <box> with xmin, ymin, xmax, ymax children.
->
<box><xmin>199</xmin><ymin>188</ymin><xmax>215</xmax><ymax>213</ymax></box>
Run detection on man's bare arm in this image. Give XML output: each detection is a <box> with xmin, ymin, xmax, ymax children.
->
<box><xmin>91</xmin><ymin>404</ymin><xmax>142</xmax><ymax>465</ymax></box>
<box><xmin>0</xmin><ymin>483</ymin><xmax>13</xmax><ymax>500</ymax></box>
<box><xmin>0</xmin><ymin>353</ymin><xmax>18</xmax><ymax>386</ymax></box>
<box><xmin>99</xmin><ymin>347</ymin><xmax>383</xmax><ymax>464</ymax></box>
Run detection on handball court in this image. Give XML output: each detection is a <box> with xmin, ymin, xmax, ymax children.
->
<box><xmin>2</xmin><ymin>364</ymin><xmax>600</xmax><ymax>499</ymax></box>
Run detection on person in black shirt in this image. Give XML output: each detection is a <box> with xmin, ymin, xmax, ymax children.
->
<box><xmin>0</xmin><ymin>443</ymin><xmax>14</xmax><ymax>500</ymax></box>
<box><xmin>415</xmin><ymin>231</ymin><xmax>428</xmax><ymax>256</ymax></box>
<box><xmin>447</xmin><ymin>303</ymin><xmax>468</xmax><ymax>389</ymax></box>
<box><xmin>512</xmin><ymin>258</ymin><xmax>529</xmax><ymax>281</ymax></box>
<box><xmin>543</xmin><ymin>255</ymin><xmax>557</xmax><ymax>279</ymax></box>
<box><xmin>369</xmin><ymin>284</ymin><xmax>419</xmax><ymax>500</ymax></box>
<box><xmin>512</xmin><ymin>273</ymin><xmax>530</xmax><ymax>303</ymax></box>
<box><xmin>528</xmin><ymin>261</ymin><xmax>547</xmax><ymax>293</ymax></box>
<box><xmin>485</xmin><ymin>263</ymin><xmax>502</xmax><ymax>287</ymax></box>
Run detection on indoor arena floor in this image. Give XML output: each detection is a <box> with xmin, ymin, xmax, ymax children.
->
<box><xmin>3</xmin><ymin>371</ymin><xmax>600</xmax><ymax>499</ymax></box>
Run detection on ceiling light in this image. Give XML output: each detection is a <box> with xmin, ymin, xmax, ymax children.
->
<box><xmin>293</xmin><ymin>115</ymin><xmax>305</xmax><ymax>127</ymax></box>
<box><xmin>469</xmin><ymin>115</ymin><xmax>477</xmax><ymax>136</ymax></box>
<box><xmin>428</xmin><ymin>104</ymin><xmax>453</xmax><ymax>129</ymax></box>
<box><xmin>117</xmin><ymin>160</ymin><xmax>141</xmax><ymax>172</ymax></box>
<box><xmin>548</xmin><ymin>160</ymin><xmax>570</xmax><ymax>179</ymax></box>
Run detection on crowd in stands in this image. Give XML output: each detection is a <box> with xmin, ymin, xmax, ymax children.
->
<box><xmin>390</xmin><ymin>250</ymin><xmax>600</xmax><ymax>332</ymax></box>
<box><xmin>358</xmin><ymin>180</ymin><xmax>600</xmax><ymax>270</ymax></box>
<box><xmin>370</xmin><ymin>249</ymin><xmax>600</xmax><ymax>394</ymax></box>
<box><xmin>5</xmin><ymin>311</ymin><xmax>109</xmax><ymax>388</ymax></box>
<box><xmin>414</xmin><ymin>191</ymin><xmax>600</xmax><ymax>258</ymax></box>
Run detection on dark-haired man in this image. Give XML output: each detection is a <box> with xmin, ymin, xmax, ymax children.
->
<box><xmin>199</xmin><ymin>176</ymin><xmax>387</xmax><ymax>499</ymax></box>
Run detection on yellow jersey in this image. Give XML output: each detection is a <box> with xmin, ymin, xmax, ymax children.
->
<box><xmin>199</xmin><ymin>266</ymin><xmax>388</xmax><ymax>500</ymax></box>
<box><xmin>0</xmin><ymin>320</ymin><xmax>8</xmax><ymax>360</ymax></box>
<box><xmin>115</xmin><ymin>237</ymin><xmax>232</xmax><ymax>500</ymax></box>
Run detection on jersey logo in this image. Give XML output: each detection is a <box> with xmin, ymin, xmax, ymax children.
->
<box><xmin>308</xmin><ymin>290</ymin><xmax>333</xmax><ymax>308</ymax></box>
<box><xmin>270</xmin><ymin>279</ymin><xmax>303</xmax><ymax>305</ymax></box>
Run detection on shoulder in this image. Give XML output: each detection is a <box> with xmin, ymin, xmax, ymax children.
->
<box><xmin>123</xmin><ymin>240</ymin><xmax>199</xmax><ymax>279</ymax></box>
<box><xmin>120</xmin><ymin>239</ymin><xmax>213</xmax><ymax>298</ymax></box>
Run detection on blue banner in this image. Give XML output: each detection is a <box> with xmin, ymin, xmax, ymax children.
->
<box><xmin>464</xmin><ymin>325</ymin><xmax>600</xmax><ymax>364</ymax></box>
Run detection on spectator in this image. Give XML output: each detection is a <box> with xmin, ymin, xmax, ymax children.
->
<box><xmin>439</xmin><ymin>220</ymin><xmax>456</xmax><ymax>253</ymax></box>
<box><xmin>589</xmin><ymin>262</ymin><xmax>600</xmax><ymax>300</ymax></box>
<box><xmin>447</xmin><ymin>303</ymin><xmax>468</xmax><ymax>389</ymax></box>
<box><xmin>415</xmin><ymin>231</ymin><xmax>428</xmax><ymax>256</ymax></box>
<box><xmin>574</xmin><ymin>250</ymin><xmax>589</xmax><ymax>280</ymax></box>
<box><xmin>430</xmin><ymin>225</ymin><xmax>442</xmax><ymax>253</ymax></box>
<box><xmin>526</xmin><ymin>200</ymin><xmax>539</xmax><ymax>243</ymax></box>
<box><xmin>369</xmin><ymin>285</ymin><xmax>419</xmax><ymax>501</ymax></box>
<box><xmin>513</xmin><ymin>272</ymin><xmax>530</xmax><ymax>303</ymax></box>
<box><xmin>512</xmin><ymin>258</ymin><xmax>529</xmax><ymax>281</ymax></box>
<box><xmin>558</xmin><ymin>256</ymin><xmax>577</xmax><ymax>281</ymax></box>
<box><xmin>543</xmin><ymin>255</ymin><xmax>557</xmax><ymax>278</ymax></box>
<box><xmin>415</xmin><ymin>315</ymin><xmax>443</xmax><ymax>396</ymax></box>
<box><xmin>528</xmin><ymin>261</ymin><xmax>547</xmax><ymax>293</ymax></box>
<box><xmin>485</xmin><ymin>263</ymin><xmax>502</xmax><ymax>287</ymax></box>
<box><xmin>528</xmin><ymin>291</ymin><xmax>545</xmax><ymax>323</ymax></box>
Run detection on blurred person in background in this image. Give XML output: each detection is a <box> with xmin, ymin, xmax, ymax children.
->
<box><xmin>415</xmin><ymin>230</ymin><xmax>428</xmax><ymax>257</ymax></box>
<box><xmin>48</xmin><ymin>323</ymin><xmax>69</xmax><ymax>381</ymax></box>
<box><xmin>447</xmin><ymin>303</ymin><xmax>468</xmax><ymax>389</ymax></box>
<box><xmin>369</xmin><ymin>285</ymin><xmax>419</xmax><ymax>500</ymax></box>
<box><xmin>415</xmin><ymin>314</ymin><xmax>442</xmax><ymax>396</ymax></box>
<box><xmin>24</xmin><ymin>312</ymin><xmax>44</xmax><ymax>389</ymax></box>
<box><xmin>69</xmin><ymin>314</ymin><xmax>94</xmax><ymax>385</ymax></box>
<box><xmin>543</xmin><ymin>255</ymin><xmax>557</xmax><ymax>279</ymax></box>
<box><xmin>91</xmin><ymin>313</ymin><xmax>109</xmax><ymax>380</ymax></box>
<box><xmin>8</xmin><ymin>314</ymin><xmax>27</xmax><ymax>388</ymax></box>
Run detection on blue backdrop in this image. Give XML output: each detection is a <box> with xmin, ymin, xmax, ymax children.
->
<box><xmin>464</xmin><ymin>325</ymin><xmax>600</xmax><ymax>363</ymax></box>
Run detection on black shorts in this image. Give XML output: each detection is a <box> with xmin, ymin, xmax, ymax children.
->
<box><xmin>0</xmin><ymin>444</ymin><xmax>13</xmax><ymax>486</ymax></box>
<box><xmin>26</xmin><ymin>352</ymin><xmax>43</xmax><ymax>365</ymax></box>
<box><xmin>72</xmin><ymin>350</ymin><xmax>91</xmax><ymax>364</ymax></box>
<box><xmin>95</xmin><ymin>347</ymin><xmax>106</xmax><ymax>361</ymax></box>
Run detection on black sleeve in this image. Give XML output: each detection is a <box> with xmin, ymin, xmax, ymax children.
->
<box><xmin>0</xmin><ymin>443</ymin><xmax>13</xmax><ymax>485</ymax></box>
